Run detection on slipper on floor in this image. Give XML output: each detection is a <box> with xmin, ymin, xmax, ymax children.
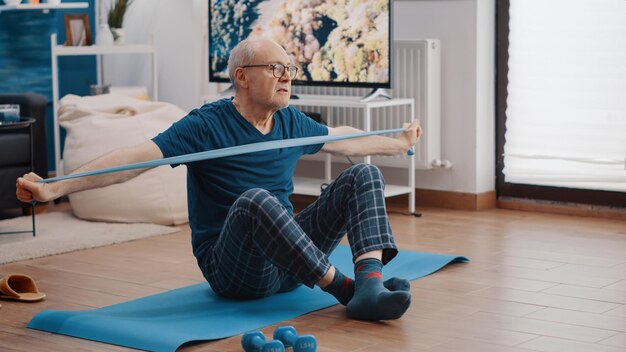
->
<box><xmin>0</xmin><ymin>274</ymin><xmax>46</xmax><ymax>302</ymax></box>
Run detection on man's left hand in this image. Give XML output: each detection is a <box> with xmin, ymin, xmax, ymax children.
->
<box><xmin>400</xmin><ymin>119</ymin><xmax>423</xmax><ymax>149</ymax></box>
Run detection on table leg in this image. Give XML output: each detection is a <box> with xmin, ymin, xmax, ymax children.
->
<box><xmin>31</xmin><ymin>202</ymin><xmax>36</xmax><ymax>237</ymax></box>
<box><xmin>30</xmin><ymin>121</ymin><xmax>36</xmax><ymax>236</ymax></box>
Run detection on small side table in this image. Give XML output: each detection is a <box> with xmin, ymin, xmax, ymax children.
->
<box><xmin>0</xmin><ymin>117</ymin><xmax>37</xmax><ymax>237</ymax></box>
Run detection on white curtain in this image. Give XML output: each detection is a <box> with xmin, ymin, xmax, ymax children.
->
<box><xmin>504</xmin><ymin>0</ymin><xmax>626</xmax><ymax>192</ymax></box>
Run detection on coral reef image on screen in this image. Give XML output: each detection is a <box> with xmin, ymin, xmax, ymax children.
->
<box><xmin>209</xmin><ymin>0</ymin><xmax>390</xmax><ymax>85</ymax></box>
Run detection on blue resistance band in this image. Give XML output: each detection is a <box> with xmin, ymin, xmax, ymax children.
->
<box><xmin>41</xmin><ymin>128</ymin><xmax>412</xmax><ymax>183</ymax></box>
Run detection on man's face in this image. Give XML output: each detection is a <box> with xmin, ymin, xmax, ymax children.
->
<box><xmin>244</xmin><ymin>42</ymin><xmax>293</xmax><ymax>110</ymax></box>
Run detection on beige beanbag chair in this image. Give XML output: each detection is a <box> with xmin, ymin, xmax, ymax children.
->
<box><xmin>59</xmin><ymin>94</ymin><xmax>188</xmax><ymax>225</ymax></box>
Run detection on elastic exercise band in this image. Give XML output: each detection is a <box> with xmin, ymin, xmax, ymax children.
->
<box><xmin>42</xmin><ymin>128</ymin><xmax>412</xmax><ymax>183</ymax></box>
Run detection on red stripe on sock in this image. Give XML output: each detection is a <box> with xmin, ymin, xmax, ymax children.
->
<box><xmin>340</xmin><ymin>277</ymin><xmax>353</xmax><ymax>292</ymax></box>
<box><xmin>366</xmin><ymin>272</ymin><xmax>382</xmax><ymax>280</ymax></box>
<box><xmin>355</xmin><ymin>264</ymin><xmax>365</xmax><ymax>273</ymax></box>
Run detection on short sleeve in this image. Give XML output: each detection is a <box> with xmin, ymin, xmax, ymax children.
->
<box><xmin>290</xmin><ymin>107</ymin><xmax>328</xmax><ymax>155</ymax></box>
<box><xmin>151</xmin><ymin>109</ymin><xmax>207</xmax><ymax>166</ymax></box>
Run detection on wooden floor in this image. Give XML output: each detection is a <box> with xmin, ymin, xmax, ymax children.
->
<box><xmin>1</xmin><ymin>205</ymin><xmax>625</xmax><ymax>352</ymax></box>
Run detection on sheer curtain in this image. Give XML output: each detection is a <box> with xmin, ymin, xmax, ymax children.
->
<box><xmin>504</xmin><ymin>0</ymin><xmax>626</xmax><ymax>192</ymax></box>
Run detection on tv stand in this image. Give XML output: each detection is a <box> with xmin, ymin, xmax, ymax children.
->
<box><xmin>360</xmin><ymin>88</ymin><xmax>392</xmax><ymax>103</ymax></box>
<box><xmin>200</xmin><ymin>93</ymin><xmax>417</xmax><ymax>215</ymax></box>
<box><xmin>290</xmin><ymin>94</ymin><xmax>417</xmax><ymax>215</ymax></box>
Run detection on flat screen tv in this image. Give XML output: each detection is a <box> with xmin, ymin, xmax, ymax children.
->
<box><xmin>209</xmin><ymin>0</ymin><xmax>392</xmax><ymax>89</ymax></box>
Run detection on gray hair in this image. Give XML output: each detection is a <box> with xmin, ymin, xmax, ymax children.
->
<box><xmin>227</xmin><ymin>39</ymin><xmax>258</xmax><ymax>92</ymax></box>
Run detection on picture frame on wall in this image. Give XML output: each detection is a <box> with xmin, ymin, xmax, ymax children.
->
<box><xmin>64</xmin><ymin>14</ymin><xmax>92</xmax><ymax>46</ymax></box>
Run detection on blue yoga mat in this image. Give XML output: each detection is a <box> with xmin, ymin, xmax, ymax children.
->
<box><xmin>28</xmin><ymin>246</ymin><xmax>468</xmax><ymax>352</ymax></box>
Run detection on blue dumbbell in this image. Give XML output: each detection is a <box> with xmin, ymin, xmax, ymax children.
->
<box><xmin>273</xmin><ymin>326</ymin><xmax>317</xmax><ymax>352</ymax></box>
<box><xmin>241</xmin><ymin>331</ymin><xmax>286</xmax><ymax>352</ymax></box>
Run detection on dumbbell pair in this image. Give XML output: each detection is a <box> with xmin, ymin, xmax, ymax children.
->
<box><xmin>274</xmin><ymin>326</ymin><xmax>317</xmax><ymax>352</ymax></box>
<box><xmin>241</xmin><ymin>331</ymin><xmax>285</xmax><ymax>352</ymax></box>
<box><xmin>241</xmin><ymin>325</ymin><xmax>317</xmax><ymax>352</ymax></box>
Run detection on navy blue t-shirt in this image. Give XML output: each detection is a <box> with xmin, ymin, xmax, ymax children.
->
<box><xmin>151</xmin><ymin>98</ymin><xmax>328</xmax><ymax>260</ymax></box>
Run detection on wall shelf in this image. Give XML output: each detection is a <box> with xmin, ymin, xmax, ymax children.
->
<box><xmin>0</xmin><ymin>2</ymin><xmax>88</xmax><ymax>14</ymax></box>
<box><xmin>53</xmin><ymin>43</ymin><xmax>155</xmax><ymax>56</ymax></box>
<box><xmin>203</xmin><ymin>93</ymin><xmax>417</xmax><ymax>214</ymax></box>
<box><xmin>293</xmin><ymin>177</ymin><xmax>413</xmax><ymax>199</ymax></box>
<box><xmin>290</xmin><ymin>94</ymin><xmax>417</xmax><ymax>215</ymax></box>
<box><xmin>50</xmin><ymin>33</ymin><xmax>158</xmax><ymax>176</ymax></box>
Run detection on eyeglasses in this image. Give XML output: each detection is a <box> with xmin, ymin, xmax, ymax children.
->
<box><xmin>241</xmin><ymin>63</ymin><xmax>299</xmax><ymax>79</ymax></box>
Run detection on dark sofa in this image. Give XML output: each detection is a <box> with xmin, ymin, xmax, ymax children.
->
<box><xmin>0</xmin><ymin>93</ymin><xmax>48</xmax><ymax>210</ymax></box>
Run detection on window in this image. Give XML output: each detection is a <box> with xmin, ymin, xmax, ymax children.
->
<box><xmin>497</xmin><ymin>0</ymin><xmax>626</xmax><ymax>205</ymax></box>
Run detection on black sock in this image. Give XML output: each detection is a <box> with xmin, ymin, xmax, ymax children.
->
<box><xmin>321</xmin><ymin>270</ymin><xmax>411</xmax><ymax>306</ymax></box>
<box><xmin>346</xmin><ymin>258</ymin><xmax>411</xmax><ymax>320</ymax></box>
<box><xmin>321</xmin><ymin>269</ymin><xmax>354</xmax><ymax>305</ymax></box>
<box><xmin>383</xmin><ymin>277</ymin><xmax>411</xmax><ymax>292</ymax></box>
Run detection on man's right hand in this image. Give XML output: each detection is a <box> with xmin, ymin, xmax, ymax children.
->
<box><xmin>16</xmin><ymin>173</ymin><xmax>56</xmax><ymax>203</ymax></box>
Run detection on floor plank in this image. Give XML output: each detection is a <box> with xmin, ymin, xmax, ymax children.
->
<box><xmin>1</xmin><ymin>205</ymin><xmax>625</xmax><ymax>352</ymax></box>
<box><xmin>525</xmin><ymin>308</ymin><xmax>626</xmax><ymax>332</ymax></box>
<box><xmin>541</xmin><ymin>284</ymin><xmax>626</xmax><ymax>304</ymax></box>
<box><xmin>483</xmin><ymin>265</ymin><xmax>620</xmax><ymax>288</ymax></box>
<box><xmin>600</xmin><ymin>332</ymin><xmax>626</xmax><ymax>348</ymax></box>
<box><xmin>469</xmin><ymin>286</ymin><xmax>620</xmax><ymax>313</ymax></box>
<box><xmin>604</xmin><ymin>280</ymin><xmax>626</xmax><ymax>292</ymax></box>
<box><xmin>518</xmin><ymin>336</ymin><xmax>625</xmax><ymax>352</ymax></box>
<box><xmin>425</xmin><ymin>338</ymin><xmax>541</xmax><ymax>352</ymax></box>
<box><xmin>465</xmin><ymin>311</ymin><xmax>616</xmax><ymax>343</ymax></box>
<box><xmin>604</xmin><ymin>305</ymin><xmax>626</xmax><ymax>318</ymax></box>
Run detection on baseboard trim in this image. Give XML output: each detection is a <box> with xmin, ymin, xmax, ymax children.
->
<box><xmin>393</xmin><ymin>189</ymin><xmax>497</xmax><ymax>211</ymax></box>
<box><xmin>418</xmin><ymin>189</ymin><xmax>496</xmax><ymax>210</ymax></box>
<box><xmin>292</xmin><ymin>189</ymin><xmax>497</xmax><ymax>212</ymax></box>
<box><xmin>497</xmin><ymin>198</ymin><xmax>626</xmax><ymax>221</ymax></box>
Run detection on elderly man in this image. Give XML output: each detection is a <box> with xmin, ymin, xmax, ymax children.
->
<box><xmin>17</xmin><ymin>39</ymin><xmax>422</xmax><ymax>321</ymax></box>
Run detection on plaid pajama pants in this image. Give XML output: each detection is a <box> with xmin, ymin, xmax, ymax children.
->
<box><xmin>201</xmin><ymin>163</ymin><xmax>398</xmax><ymax>299</ymax></box>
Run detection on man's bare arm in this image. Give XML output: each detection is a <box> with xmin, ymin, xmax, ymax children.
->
<box><xmin>16</xmin><ymin>140</ymin><xmax>163</xmax><ymax>203</ymax></box>
<box><xmin>322</xmin><ymin>120</ymin><xmax>422</xmax><ymax>157</ymax></box>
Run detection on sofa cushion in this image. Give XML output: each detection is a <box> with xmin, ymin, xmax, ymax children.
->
<box><xmin>0</xmin><ymin>93</ymin><xmax>47</xmax><ymax>212</ymax></box>
<box><xmin>0</xmin><ymin>134</ymin><xmax>30</xmax><ymax>167</ymax></box>
<box><xmin>0</xmin><ymin>93</ymin><xmax>48</xmax><ymax>178</ymax></box>
<box><xmin>59</xmin><ymin>94</ymin><xmax>188</xmax><ymax>225</ymax></box>
<box><xmin>0</xmin><ymin>165</ymin><xmax>30</xmax><ymax>209</ymax></box>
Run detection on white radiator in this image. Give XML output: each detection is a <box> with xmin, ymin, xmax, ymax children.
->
<box><xmin>293</xmin><ymin>39</ymin><xmax>441</xmax><ymax>169</ymax></box>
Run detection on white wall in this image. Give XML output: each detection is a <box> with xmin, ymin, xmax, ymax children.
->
<box><xmin>390</xmin><ymin>0</ymin><xmax>495</xmax><ymax>194</ymax></box>
<box><xmin>104</xmin><ymin>0</ymin><xmax>495</xmax><ymax>195</ymax></box>
<box><xmin>475</xmin><ymin>0</ymin><xmax>496</xmax><ymax>194</ymax></box>
<box><xmin>101</xmin><ymin>0</ymin><xmax>209</xmax><ymax>112</ymax></box>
